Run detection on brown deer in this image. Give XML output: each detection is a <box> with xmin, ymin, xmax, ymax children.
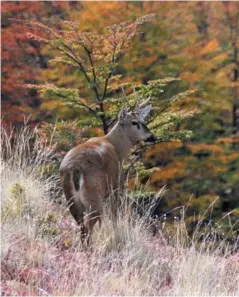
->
<box><xmin>60</xmin><ymin>100</ymin><xmax>155</xmax><ymax>244</ymax></box>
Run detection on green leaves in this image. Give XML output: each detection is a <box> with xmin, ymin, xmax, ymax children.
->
<box><xmin>40</xmin><ymin>86</ymin><xmax>79</xmax><ymax>101</ymax></box>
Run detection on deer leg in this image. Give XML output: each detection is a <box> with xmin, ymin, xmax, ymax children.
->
<box><xmin>67</xmin><ymin>199</ymin><xmax>83</xmax><ymax>224</ymax></box>
<box><xmin>62</xmin><ymin>171</ymin><xmax>84</xmax><ymax>224</ymax></box>
<box><xmin>62</xmin><ymin>171</ymin><xmax>89</xmax><ymax>245</ymax></box>
<box><xmin>80</xmin><ymin>176</ymin><xmax>104</xmax><ymax>245</ymax></box>
<box><xmin>83</xmin><ymin>210</ymin><xmax>101</xmax><ymax>245</ymax></box>
<box><xmin>66</xmin><ymin>198</ymin><xmax>89</xmax><ymax>244</ymax></box>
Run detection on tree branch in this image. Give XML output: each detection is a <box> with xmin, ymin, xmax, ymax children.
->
<box><xmin>82</xmin><ymin>44</ymin><xmax>101</xmax><ymax>101</ymax></box>
<box><xmin>99</xmin><ymin>101</ymin><xmax>108</xmax><ymax>134</ymax></box>
<box><xmin>100</xmin><ymin>35</ymin><xmax>118</xmax><ymax>102</ymax></box>
<box><xmin>56</xmin><ymin>45</ymin><xmax>91</xmax><ymax>84</ymax></box>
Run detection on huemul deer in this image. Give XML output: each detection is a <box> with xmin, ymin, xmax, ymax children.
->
<box><xmin>60</xmin><ymin>100</ymin><xmax>155</xmax><ymax>244</ymax></box>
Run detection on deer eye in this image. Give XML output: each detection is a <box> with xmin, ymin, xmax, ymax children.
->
<box><xmin>132</xmin><ymin>121</ymin><xmax>140</xmax><ymax>129</ymax></box>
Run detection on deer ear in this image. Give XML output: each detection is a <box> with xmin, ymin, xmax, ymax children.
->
<box><xmin>118</xmin><ymin>106</ymin><xmax>128</xmax><ymax>122</ymax></box>
<box><xmin>139</xmin><ymin>105</ymin><xmax>152</xmax><ymax>122</ymax></box>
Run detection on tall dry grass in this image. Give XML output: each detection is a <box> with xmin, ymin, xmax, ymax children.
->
<box><xmin>1</xmin><ymin>125</ymin><xmax>239</xmax><ymax>296</ymax></box>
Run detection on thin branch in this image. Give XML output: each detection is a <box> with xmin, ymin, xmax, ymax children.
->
<box><xmin>56</xmin><ymin>45</ymin><xmax>91</xmax><ymax>84</ymax></box>
<box><xmin>99</xmin><ymin>101</ymin><xmax>108</xmax><ymax>134</ymax></box>
<box><xmin>54</xmin><ymin>92</ymin><xmax>97</xmax><ymax>115</ymax></box>
<box><xmin>60</xmin><ymin>34</ymin><xmax>107</xmax><ymax>131</ymax></box>
<box><xmin>74</xmin><ymin>100</ymin><xmax>97</xmax><ymax>115</ymax></box>
<box><xmin>57</xmin><ymin>42</ymin><xmax>92</xmax><ymax>83</ymax></box>
<box><xmin>82</xmin><ymin>44</ymin><xmax>101</xmax><ymax>101</ymax></box>
<box><xmin>100</xmin><ymin>36</ymin><xmax>118</xmax><ymax>101</ymax></box>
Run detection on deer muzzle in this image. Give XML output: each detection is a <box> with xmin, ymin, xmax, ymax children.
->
<box><xmin>145</xmin><ymin>133</ymin><xmax>156</xmax><ymax>144</ymax></box>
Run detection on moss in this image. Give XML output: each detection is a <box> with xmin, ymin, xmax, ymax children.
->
<box><xmin>36</xmin><ymin>163</ymin><xmax>59</xmax><ymax>179</ymax></box>
<box><xmin>63</xmin><ymin>237</ymin><xmax>73</xmax><ymax>249</ymax></box>
<box><xmin>37</xmin><ymin>211</ymin><xmax>61</xmax><ymax>237</ymax></box>
<box><xmin>41</xmin><ymin>211</ymin><xmax>60</xmax><ymax>224</ymax></box>
<box><xmin>9</xmin><ymin>182</ymin><xmax>25</xmax><ymax>199</ymax></box>
<box><xmin>2</xmin><ymin>182</ymin><xmax>27</xmax><ymax>218</ymax></box>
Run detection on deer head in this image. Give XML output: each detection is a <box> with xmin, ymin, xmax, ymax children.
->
<box><xmin>118</xmin><ymin>97</ymin><xmax>155</xmax><ymax>144</ymax></box>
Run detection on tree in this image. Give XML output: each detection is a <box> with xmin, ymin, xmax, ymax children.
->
<box><xmin>24</xmin><ymin>15</ymin><xmax>197</xmax><ymax>180</ymax></box>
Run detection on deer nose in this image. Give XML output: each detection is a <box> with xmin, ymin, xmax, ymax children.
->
<box><xmin>145</xmin><ymin>133</ymin><xmax>156</xmax><ymax>144</ymax></box>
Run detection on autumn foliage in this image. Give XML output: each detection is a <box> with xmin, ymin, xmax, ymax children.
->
<box><xmin>1</xmin><ymin>2</ymin><xmax>239</xmax><ymax>238</ymax></box>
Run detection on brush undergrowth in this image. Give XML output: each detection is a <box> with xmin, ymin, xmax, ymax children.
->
<box><xmin>1</xmin><ymin>125</ymin><xmax>239</xmax><ymax>296</ymax></box>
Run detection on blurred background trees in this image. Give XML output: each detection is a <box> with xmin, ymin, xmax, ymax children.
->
<box><xmin>1</xmin><ymin>1</ymin><xmax>238</xmax><ymax>236</ymax></box>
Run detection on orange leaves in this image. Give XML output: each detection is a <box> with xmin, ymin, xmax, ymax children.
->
<box><xmin>1</xmin><ymin>105</ymin><xmax>39</xmax><ymax>124</ymax></box>
<box><xmin>78</xmin><ymin>2</ymin><xmax>129</xmax><ymax>29</ymax></box>
<box><xmin>187</xmin><ymin>143</ymin><xmax>224</xmax><ymax>155</ymax></box>
<box><xmin>135</xmin><ymin>54</ymin><xmax>159</xmax><ymax>68</ymax></box>
<box><xmin>145</xmin><ymin>142</ymin><xmax>183</xmax><ymax>163</ymax></box>
<box><xmin>212</xmin><ymin>52</ymin><xmax>228</xmax><ymax>63</ymax></box>
<box><xmin>216</xmin><ymin>152</ymin><xmax>239</xmax><ymax>164</ymax></box>
<box><xmin>1</xmin><ymin>1</ymin><xmax>42</xmax><ymax>14</ymax></box>
<box><xmin>180</xmin><ymin>72</ymin><xmax>202</xmax><ymax>83</ymax></box>
<box><xmin>1</xmin><ymin>1</ymin><xmax>82</xmax><ymax>126</ymax></box>
<box><xmin>25</xmin><ymin>32</ymin><xmax>49</xmax><ymax>44</ymax></box>
<box><xmin>217</xmin><ymin>137</ymin><xmax>239</xmax><ymax>145</ymax></box>
<box><xmin>1</xmin><ymin>2</ymin><xmax>44</xmax><ymax>124</ymax></box>
<box><xmin>200</xmin><ymin>39</ymin><xmax>219</xmax><ymax>55</ymax></box>
<box><xmin>152</xmin><ymin>160</ymin><xmax>186</xmax><ymax>183</ymax></box>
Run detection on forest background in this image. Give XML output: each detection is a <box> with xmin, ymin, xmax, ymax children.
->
<box><xmin>1</xmin><ymin>1</ymin><xmax>239</xmax><ymax>237</ymax></box>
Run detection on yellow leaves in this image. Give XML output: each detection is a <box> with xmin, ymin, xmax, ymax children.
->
<box><xmin>199</xmin><ymin>194</ymin><xmax>219</xmax><ymax>206</ymax></box>
<box><xmin>212</xmin><ymin>52</ymin><xmax>228</xmax><ymax>63</ymax></box>
<box><xmin>215</xmin><ymin>63</ymin><xmax>234</xmax><ymax>77</ymax></box>
<box><xmin>40</xmin><ymin>100</ymin><xmax>70</xmax><ymax>120</ymax></box>
<box><xmin>108</xmin><ymin>74</ymin><xmax>123</xmax><ymax>91</ymax></box>
<box><xmin>200</xmin><ymin>39</ymin><xmax>219</xmax><ymax>55</ymax></box>
<box><xmin>40</xmin><ymin>100</ymin><xmax>63</xmax><ymax>111</ymax></box>
<box><xmin>78</xmin><ymin>2</ymin><xmax>128</xmax><ymax>30</ymax></box>
<box><xmin>188</xmin><ymin>195</ymin><xmax>220</xmax><ymax>212</ymax></box>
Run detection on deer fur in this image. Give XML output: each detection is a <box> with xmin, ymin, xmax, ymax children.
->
<box><xmin>60</xmin><ymin>104</ymin><xmax>155</xmax><ymax>244</ymax></box>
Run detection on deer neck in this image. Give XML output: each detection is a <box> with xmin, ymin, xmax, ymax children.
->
<box><xmin>105</xmin><ymin>122</ymin><xmax>134</xmax><ymax>162</ymax></box>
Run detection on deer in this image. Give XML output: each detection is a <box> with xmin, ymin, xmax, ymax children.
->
<box><xmin>60</xmin><ymin>99</ymin><xmax>156</xmax><ymax>244</ymax></box>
